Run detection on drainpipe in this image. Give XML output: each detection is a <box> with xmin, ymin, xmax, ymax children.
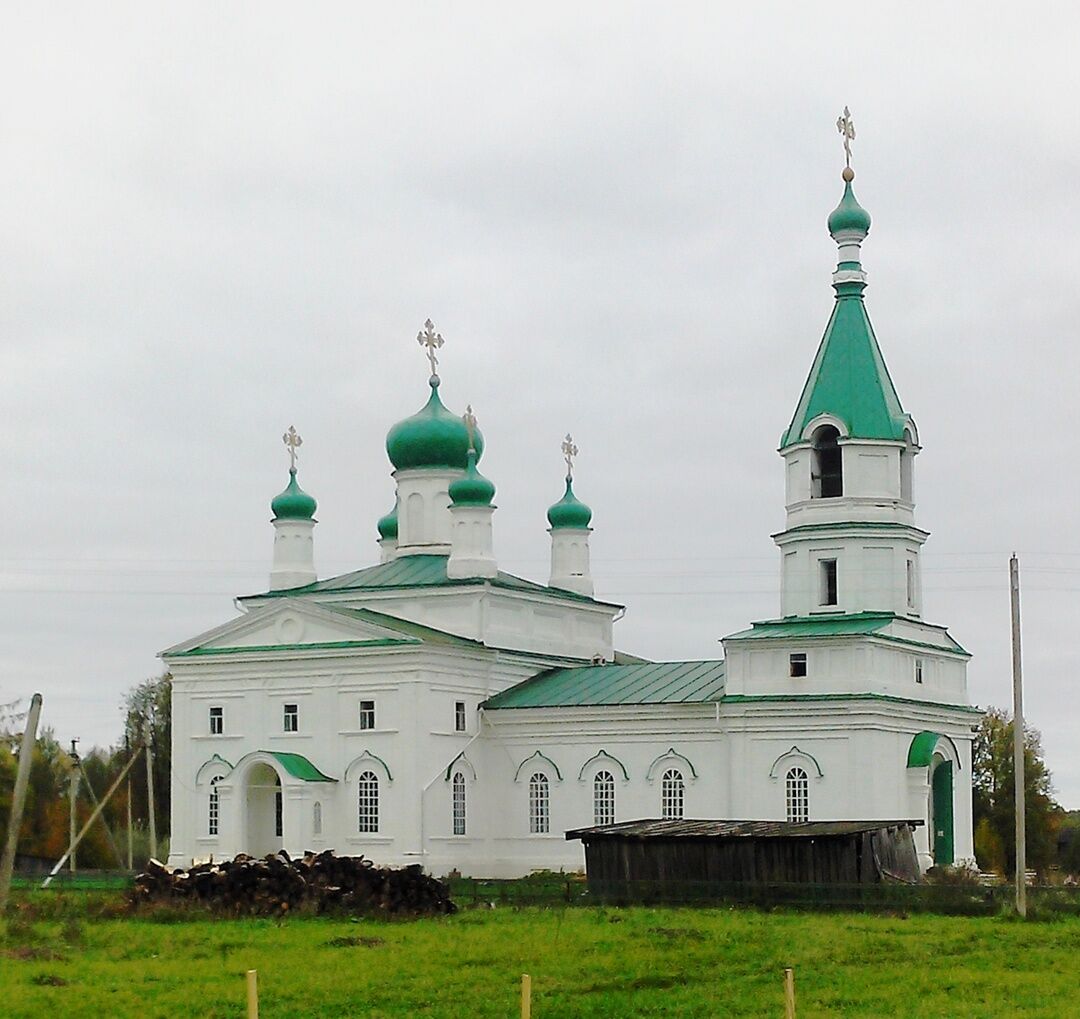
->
<box><xmin>414</xmin><ymin>708</ymin><xmax>488</xmax><ymax>869</ymax></box>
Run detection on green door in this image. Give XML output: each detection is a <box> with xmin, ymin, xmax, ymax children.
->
<box><xmin>932</xmin><ymin>761</ymin><xmax>954</xmax><ymax>866</ymax></box>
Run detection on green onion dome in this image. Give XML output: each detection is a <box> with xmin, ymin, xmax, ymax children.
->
<box><xmin>386</xmin><ymin>378</ymin><xmax>485</xmax><ymax>471</ymax></box>
<box><xmin>449</xmin><ymin>449</ymin><xmax>495</xmax><ymax>507</ymax></box>
<box><xmin>271</xmin><ymin>469</ymin><xmax>317</xmax><ymax>521</ymax></box>
<box><xmin>376</xmin><ymin>499</ymin><xmax>398</xmax><ymax>540</ymax></box>
<box><xmin>827</xmin><ymin>175</ymin><xmax>871</xmax><ymax>237</ymax></box>
<box><xmin>547</xmin><ymin>476</ymin><xmax>592</xmax><ymax>529</ymax></box>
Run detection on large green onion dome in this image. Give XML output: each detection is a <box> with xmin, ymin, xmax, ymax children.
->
<box><xmin>449</xmin><ymin>449</ymin><xmax>495</xmax><ymax>507</ymax></box>
<box><xmin>386</xmin><ymin>378</ymin><xmax>485</xmax><ymax>471</ymax></box>
<box><xmin>827</xmin><ymin>171</ymin><xmax>872</xmax><ymax>236</ymax></box>
<box><xmin>376</xmin><ymin>499</ymin><xmax>398</xmax><ymax>540</ymax></box>
<box><xmin>271</xmin><ymin>469</ymin><xmax>317</xmax><ymax>520</ymax></box>
<box><xmin>547</xmin><ymin>476</ymin><xmax>592</xmax><ymax>529</ymax></box>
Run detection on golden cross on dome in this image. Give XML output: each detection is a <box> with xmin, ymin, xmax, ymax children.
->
<box><xmin>417</xmin><ymin>318</ymin><xmax>444</xmax><ymax>378</ymax></box>
<box><xmin>561</xmin><ymin>433</ymin><xmax>578</xmax><ymax>479</ymax></box>
<box><xmin>836</xmin><ymin>106</ymin><xmax>856</xmax><ymax>169</ymax></box>
<box><xmin>282</xmin><ymin>426</ymin><xmax>303</xmax><ymax>470</ymax></box>
<box><xmin>462</xmin><ymin>404</ymin><xmax>478</xmax><ymax>452</ymax></box>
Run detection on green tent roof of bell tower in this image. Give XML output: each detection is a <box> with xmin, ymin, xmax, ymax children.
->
<box><xmin>779</xmin><ymin>177</ymin><xmax>911</xmax><ymax>449</ymax></box>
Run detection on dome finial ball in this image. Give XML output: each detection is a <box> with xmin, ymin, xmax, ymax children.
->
<box><xmin>842</xmin><ymin>166</ymin><xmax>854</xmax><ymax>183</ymax></box>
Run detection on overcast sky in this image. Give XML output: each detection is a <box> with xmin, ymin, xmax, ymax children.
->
<box><xmin>3</xmin><ymin>4</ymin><xmax>1079</xmax><ymax>804</ymax></box>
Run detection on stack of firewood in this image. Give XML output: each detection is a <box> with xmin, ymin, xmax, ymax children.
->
<box><xmin>132</xmin><ymin>850</ymin><xmax>456</xmax><ymax>916</ymax></box>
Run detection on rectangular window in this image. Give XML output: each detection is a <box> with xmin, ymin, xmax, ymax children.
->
<box><xmin>283</xmin><ymin>703</ymin><xmax>298</xmax><ymax>733</ymax></box>
<box><xmin>455</xmin><ymin>701</ymin><xmax>467</xmax><ymax>733</ymax></box>
<box><xmin>359</xmin><ymin>700</ymin><xmax>376</xmax><ymax>731</ymax></box>
<box><xmin>907</xmin><ymin>560</ymin><xmax>916</xmax><ymax>608</ymax></box>
<box><xmin>789</xmin><ymin>653</ymin><xmax>807</xmax><ymax>678</ymax></box>
<box><xmin>915</xmin><ymin>659</ymin><xmax>924</xmax><ymax>684</ymax></box>
<box><xmin>819</xmin><ymin>559</ymin><xmax>838</xmax><ymax>606</ymax></box>
<box><xmin>209</xmin><ymin>706</ymin><xmax>223</xmax><ymax>735</ymax></box>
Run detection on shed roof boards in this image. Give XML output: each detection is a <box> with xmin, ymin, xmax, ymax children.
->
<box><xmin>566</xmin><ymin>818</ymin><xmax>922</xmax><ymax>841</ymax></box>
<box><xmin>240</xmin><ymin>554</ymin><xmax>622</xmax><ymax>608</ymax></box>
<box><xmin>482</xmin><ymin>660</ymin><xmax>726</xmax><ymax>709</ymax></box>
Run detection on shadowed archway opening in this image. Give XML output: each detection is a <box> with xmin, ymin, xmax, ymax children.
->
<box><xmin>245</xmin><ymin>762</ymin><xmax>283</xmax><ymax>857</ymax></box>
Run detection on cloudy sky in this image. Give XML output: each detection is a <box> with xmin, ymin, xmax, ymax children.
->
<box><xmin>3</xmin><ymin>5</ymin><xmax>1079</xmax><ymax>803</ymax></box>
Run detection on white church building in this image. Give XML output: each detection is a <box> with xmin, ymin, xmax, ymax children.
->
<box><xmin>164</xmin><ymin>162</ymin><xmax>978</xmax><ymax>878</ymax></box>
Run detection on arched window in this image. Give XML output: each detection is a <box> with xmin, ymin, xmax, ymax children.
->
<box><xmin>312</xmin><ymin>801</ymin><xmax>322</xmax><ymax>836</ymax></box>
<box><xmin>811</xmin><ymin>425</ymin><xmax>843</xmax><ymax>498</ymax></box>
<box><xmin>661</xmin><ymin>769</ymin><xmax>684</xmax><ymax>820</ymax></box>
<box><xmin>357</xmin><ymin>771</ymin><xmax>379</xmax><ymax>833</ymax></box>
<box><xmin>900</xmin><ymin>430</ymin><xmax>915</xmax><ymax>502</ymax></box>
<box><xmin>786</xmin><ymin>767</ymin><xmax>809</xmax><ymax>822</ymax></box>
<box><xmin>593</xmin><ymin>770</ymin><xmax>615</xmax><ymax>826</ymax></box>
<box><xmin>452</xmin><ymin>772</ymin><xmax>466</xmax><ymax>836</ymax></box>
<box><xmin>208</xmin><ymin>775</ymin><xmax>222</xmax><ymax>836</ymax></box>
<box><xmin>529</xmin><ymin>773</ymin><xmax>550</xmax><ymax>834</ymax></box>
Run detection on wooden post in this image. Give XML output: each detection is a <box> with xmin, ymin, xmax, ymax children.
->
<box><xmin>247</xmin><ymin>969</ymin><xmax>259</xmax><ymax>1019</ymax></box>
<box><xmin>1010</xmin><ymin>553</ymin><xmax>1026</xmax><ymax>918</ymax></box>
<box><xmin>144</xmin><ymin>721</ymin><xmax>158</xmax><ymax>861</ymax></box>
<box><xmin>0</xmin><ymin>693</ymin><xmax>43</xmax><ymax>912</ymax></box>
<box><xmin>784</xmin><ymin>967</ymin><xmax>796</xmax><ymax>1018</ymax></box>
<box><xmin>69</xmin><ymin>768</ymin><xmax>79</xmax><ymax>874</ymax></box>
<box><xmin>521</xmin><ymin>973</ymin><xmax>531</xmax><ymax>1019</ymax></box>
<box><xmin>126</xmin><ymin>771</ymin><xmax>134</xmax><ymax>871</ymax></box>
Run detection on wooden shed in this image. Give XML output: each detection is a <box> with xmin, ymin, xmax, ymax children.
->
<box><xmin>566</xmin><ymin>819</ymin><xmax>922</xmax><ymax>890</ymax></box>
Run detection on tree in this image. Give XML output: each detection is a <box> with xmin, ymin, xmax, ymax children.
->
<box><xmin>122</xmin><ymin>673</ymin><xmax>172</xmax><ymax>842</ymax></box>
<box><xmin>972</xmin><ymin>707</ymin><xmax>1060</xmax><ymax>875</ymax></box>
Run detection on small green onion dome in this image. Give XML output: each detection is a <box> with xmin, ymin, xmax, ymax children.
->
<box><xmin>449</xmin><ymin>449</ymin><xmax>496</xmax><ymax>507</ymax></box>
<box><xmin>386</xmin><ymin>378</ymin><xmax>485</xmax><ymax>471</ymax></box>
<box><xmin>376</xmin><ymin>499</ymin><xmax>398</xmax><ymax>540</ymax></box>
<box><xmin>827</xmin><ymin>177</ymin><xmax>871</xmax><ymax>236</ymax></box>
<box><xmin>271</xmin><ymin>469</ymin><xmax>317</xmax><ymax>520</ymax></box>
<box><xmin>547</xmin><ymin>476</ymin><xmax>592</xmax><ymax>529</ymax></box>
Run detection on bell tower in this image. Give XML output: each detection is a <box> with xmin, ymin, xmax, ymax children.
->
<box><xmin>774</xmin><ymin>160</ymin><xmax>925</xmax><ymax>619</ymax></box>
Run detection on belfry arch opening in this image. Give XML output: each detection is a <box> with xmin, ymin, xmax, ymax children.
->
<box><xmin>811</xmin><ymin>425</ymin><xmax>843</xmax><ymax>498</ymax></box>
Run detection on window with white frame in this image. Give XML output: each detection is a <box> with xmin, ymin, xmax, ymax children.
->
<box><xmin>312</xmin><ymin>800</ymin><xmax>322</xmax><ymax>836</ymax></box>
<box><xmin>455</xmin><ymin>701</ymin><xmax>467</xmax><ymax>733</ymax></box>
<box><xmin>283</xmin><ymin>703</ymin><xmax>299</xmax><ymax>733</ymax></box>
<box><xmin>359</xmin><ymin>700</ymin><xmax>375</xmax><ymax>731</ymax></box>
<box><xmin>661</xmin><ymin>769</ymin><xmax>684</xmax><ymax>819</ymax></box>
<box><xmin>452</xmin><ymin>772</ymin><xmax>466</xmax><ymax>835</ymax></box>
<box><xmin>786</xmin><ymin>767</ymin><xmax>809</xmax><ymax>822</ymax></box>
<box><xmin>357</xmin><ymin>771</ymin><xmax>379</xmax><ymax>833</ymax></box>
<box><xmin>209</xmin><ymin>706</ymin><xmax>223</xmax><ymax>735</ymax></box>
<box><xmin>593</xmin><ymin>770</ymin><xmax>615</xmax><ymax>826</ymax></box>
<box><xmin>208</xmin><ymin>775</ymin><xmax>222</xmax><ymax>836</ymax></box>
<box><xmin>789</xmin><ymin>653</ymin><xmax>807</xmax><ymax>678</ymax></box>
<box><xmin>529</xmin><ymin>773</ymin><xmax>550</xmax><ymax>834</ymax></box>
<box><xmin>819</xmin><ymin>559</ymin><xmax>838</xmax><ymax>607</ymax></box>
<box><xmin>915</xmin><ymin>659</ymin><xmax>924</xmax><ymax>684</ymax></box>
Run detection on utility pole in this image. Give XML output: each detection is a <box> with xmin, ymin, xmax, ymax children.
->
<box><xmin>0</xmin><ymin>693</ymin><xmax>43</xmax><ymax>912</ymax></box>
<box><xmin>69</xmin><ymin>739</ymin><xmax>80</xmax><ymax>874</ymax></box>
<box><xmin>144</xmin><ymin>721</ymin><xmax>157</xmax><ymax>862</ymax></box>
<box><xmin>125</xmin><ymin>735</ymin><xmax>133</xmax><ymax>871</ymax></box>
<box><xmin>1010</xmin><ymin>553</ymin><xmax>1026</xmax><ymax>918</ymax></box>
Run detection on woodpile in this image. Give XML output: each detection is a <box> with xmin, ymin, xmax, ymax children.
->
<box><xmin>132</xmin><ymin>850</ymin><xmax>456</xmax><ymax>916</ymax></box>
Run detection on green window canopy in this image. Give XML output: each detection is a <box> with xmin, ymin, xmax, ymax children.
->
<box><xmin>906</xmin><ymin>731</ymin><xmax>961</xmax><ymax>770</ymax></box>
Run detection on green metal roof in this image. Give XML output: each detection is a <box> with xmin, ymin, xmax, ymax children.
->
<box><xmin>723</xmin><ymin>612</ymin><xmax>968</xmax><ymax>656</ymax></box>
<box><xmin>780</xmin><ymin>283</ymin><xmax>910</xmax><ymax>448</ymax></box>
<box><xmin>244</xmin><ymin>554</ymin><xmax>618</xmax><ymax>606</ymax></box>
<box><xmin>267</xmin><ymin>751</ymin><xmax>336</xmax><ymax>782</ymax></box>
<box><xmin>483</xmin><ymin>660</ymin><xmax>726</xmax><ymax>709</ymax></box>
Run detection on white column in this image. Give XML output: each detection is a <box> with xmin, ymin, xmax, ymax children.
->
<box><xmin>447</xmin><ymin>506</ymin><xmax>497</xmax><ymax>579</ymax></box>
<box><xmin>549</xmin><ymin>528</ymin><xmax>593</xmax><ymax>597</ymax></box>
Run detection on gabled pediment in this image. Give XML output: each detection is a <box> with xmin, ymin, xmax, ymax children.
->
<box><xmin>161</xmin><ymin>600</ymin><xmax>422</xmax><ymax>659</ymax></box>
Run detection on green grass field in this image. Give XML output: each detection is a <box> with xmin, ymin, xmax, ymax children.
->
<box><xmin>3</xmin><ymin>901</ymin><xmax>1080</xmax><ymax>1017</ymax></box>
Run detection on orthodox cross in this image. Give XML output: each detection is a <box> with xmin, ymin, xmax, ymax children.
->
<box><xmin>836</xmin><ymin>106</ymin><xmax>856</xmax><ymax>168</ymax></box>
<box><xmin>282</xmin><ymin>426</ymin><xmax>303</xmax><ymax>470</ymax></box>
<box><xmin>417</xmin><ymin>318</ymin><xmax>444</xmax><ymax>377</ymax></box>
<box><xmin>561</xmin><ymin>433</ymin><xmax>578</xmax><ymax>479</ymax></box>
<box><xmin>463</xmin><ymin>404</ymin><xmax>478</xmax><ymax>452</ymax></box>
